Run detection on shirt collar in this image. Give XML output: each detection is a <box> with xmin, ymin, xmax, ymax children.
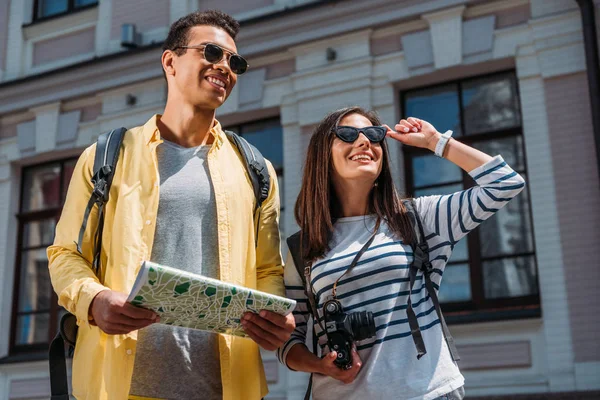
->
<box><xmin>143</xmin><ymin>114</ymin><xmax>225</xmax><ymax>148</ymax></box>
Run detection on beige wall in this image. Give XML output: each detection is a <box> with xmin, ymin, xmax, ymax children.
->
<box><xmin>32</xmin><ymin>28</ymin><xmax>95</xmax><ymax>67</ymax></box>
<box><xmin>545</xmin><ymin>72</ymin><xmax>600</xmax><ymax>363</ymax></box>
<box><xmin>110</xmin><ymin>0</ymin><xmax>170</xmax><ymax>39</ymax></box>
<box><xmin>458</xmin><ymin>341</ymin><xmax>532</xmax><ymax>370</ymax></box>
<box><xmin>197</xmin><ymin>0</ymin><xmax>275</xmax><ymax>16</ymax></box>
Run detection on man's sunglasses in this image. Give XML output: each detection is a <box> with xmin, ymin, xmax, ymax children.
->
<box><xmin>335</xmin><ymin>126</ymin><xmax>387</xmax><ymax>143</ymax></box>
<box><xmin>176</xmin><ymin>43</ymin><xmax>249</xmax><ymax>75</ymax></box>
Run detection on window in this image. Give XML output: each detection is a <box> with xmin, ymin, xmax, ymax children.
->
<box><xmin>401</xmin><ymin>71</ymin><xmax>539</xmax><ymax>320</ymax></box>
<box><xmin>33</xmin><ymin>0</ymin><xmax>98</xmax><ymax>21</ymax></box>
<box><xmin>226</xmin><ymin>118</ymin><xmax>285</xmax><ymax>231</ymax></box>
<box><xmin>10</xmin><ymin>159</ymin><xmax>77</xmax><ymax>354</ymax></box>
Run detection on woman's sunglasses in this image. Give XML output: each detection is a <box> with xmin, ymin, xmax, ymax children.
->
<box><xmin>176</xmin><ymin>43</ymin><xmax>249</xmax><ymax>75</ymax></box>
<box><xmin>335</xmin><ymin>126</ymin><xmax>387</xmax><ymax>143</ymax></box>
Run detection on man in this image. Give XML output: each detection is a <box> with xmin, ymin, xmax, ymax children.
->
<box><xmin>48</xmin><ymin>10</ymin><xmax>294</xmax><ymax>400</ymax></box>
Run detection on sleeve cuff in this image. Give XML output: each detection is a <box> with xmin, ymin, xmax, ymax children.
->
<box><xmin>279</xmin><ymin>339</ymin><xmax>305</xmax><ymax>369</ymax></box>
<box><xmin>75</xmin><ymin>282</ymin><xmax>110</xmax><ymax>328</ymax></box>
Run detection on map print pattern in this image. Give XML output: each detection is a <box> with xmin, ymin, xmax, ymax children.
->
<box><xmin>129</xmin><ymin>262</ymin><xmax>296</xmax><ymax>337</ymax></box>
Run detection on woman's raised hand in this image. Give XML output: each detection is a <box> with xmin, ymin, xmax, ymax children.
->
<box><xmin>385</xmin><ymin>117</ymin><xmax>441</xmax><ymax>152</ymax></box>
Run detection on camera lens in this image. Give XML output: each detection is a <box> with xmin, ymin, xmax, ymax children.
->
<box><xmin>349</xmin><ymin>311</ymin><xmax>376</xmax><ymax>341</ymax></box>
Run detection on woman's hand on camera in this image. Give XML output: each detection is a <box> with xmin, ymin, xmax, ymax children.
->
<box><xmin>385</xmin><ymin>117</ymin><xmax>441</xmax><ymax>152</ymax></box>
<box><xmin>318</xmin><ymin>347</ymin><xmax>362</xmax><ymax>384</ymax></box>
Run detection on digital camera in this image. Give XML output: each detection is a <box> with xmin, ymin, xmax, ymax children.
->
<box><xmin>322</xmin><ymin>298</ymin><xmax>377</xmax><ymax>369</ymax></box>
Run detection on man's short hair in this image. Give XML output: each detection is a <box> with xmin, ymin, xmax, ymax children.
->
<box><xmin>163</xmin><ymin>10</ymin><xmax>240</xmax><ymax>56</ymax></box>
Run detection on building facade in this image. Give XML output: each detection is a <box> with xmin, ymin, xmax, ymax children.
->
<box><xmin>0</xmin><ymin>0</ymin><xmax>599</xmax><ymax>399</ymax></box>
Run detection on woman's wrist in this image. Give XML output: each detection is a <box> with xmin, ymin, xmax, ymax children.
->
<box><xmin>427</xmin><ymin>131</ymin><xmax>442</xmax><ymax>152</ymax></box>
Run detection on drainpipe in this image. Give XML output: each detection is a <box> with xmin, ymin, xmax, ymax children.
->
<box><xmin>575</xmin><ymin>0</ymin><xmax>600</xmax><ymax>181</ymax></box>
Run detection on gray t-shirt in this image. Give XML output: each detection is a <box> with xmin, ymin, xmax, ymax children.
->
<box><xmin>130</xmin><ymin>140</ymin><xmax>222</xmax><ymax>399</ymax></box>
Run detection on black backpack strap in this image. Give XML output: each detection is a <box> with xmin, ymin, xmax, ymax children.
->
<box><xmin>49</xmin><ymin>332</ymin><xmax>70</xmax><ymax>400</ymax></box>
<box><xmin>224</xmin><ymin>130</ymin><xmax>271</xmax><ymax>248</ymax></box>
<box><xmin>75</xmin><ymin>127</ymin><xmax>127</xmax><ymax>275</ymax></box>
<box><xmin>56</xmin><ymin>128</ymin><xmax>126</xmax><ymax>399</ymax></box>
<box><xmin>287</xmin><ymin>231</ymin><xmax>322</xmax><ymax>400</ymax></box>
<box><xmin>286</xmin><ymin>231</ymin><xmax>321</xmax><ymax>326</ymax></box>
<box><xmin>224</xmin><ymin>130</ymin><xmax>270</xmax><ymax>210</ymax></box>
<box><xmin>402</xmin><ymin>199</ymin><xmax>460</xmax><ymax>362</ymax></box>
<box><xmin>49</xmin><ymin>308</ymin><xmax>79</xmax><ymax>399</ymax></box>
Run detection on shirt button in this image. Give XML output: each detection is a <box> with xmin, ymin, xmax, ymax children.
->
<box><xmin>126</xmin><ymin>349</ymin><xmax>132</xmax><ymax>355</ymax></box>
<box><xmin>145</xmin><ymin>220</ymin><xmax>151</xmax><ymax>225</ymax></box>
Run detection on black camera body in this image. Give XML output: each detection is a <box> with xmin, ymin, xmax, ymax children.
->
<box><xmin>322</xmin><ymin>298</ymin><xmax>377</xmax><ymax>369</ymax></box>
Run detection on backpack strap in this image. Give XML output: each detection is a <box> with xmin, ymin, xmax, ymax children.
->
<box><xmin>75</xmin><ymin>127</ymin><xmax>127</xmax><ymax>276</ymax></box>
<box><xmin>224</xmin><ymin>130</ymin><xmax>271</xmax><ymax>247</ymax></box>
<box><xmin>224</xmin><ymin>130</ymin><xmax>270</xmax><ymax>210</ymax></box>
<box><xmin>49</xmin><ymin>330</ymin><xmax>70</xmax><ymax>400</ymax></box>
<box><xmin>53</xmin><ymin>128</ymin><xmax>126</xmax><ymax>400</ymax></box>
<box><xmin>402</xmin><ymin>199</ymin><xmax>460</xmax><ymax>362</ymax></box>
<box><xmin>286</xmin><ymin>231</ymin><xmax>322</xmax><ymax>400</ymax></box>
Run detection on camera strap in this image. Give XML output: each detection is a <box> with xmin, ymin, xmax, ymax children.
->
<box><xmin>331</xmin><ymin>219</ymin><xmax>380</xmax><ymax>299</ymax></box>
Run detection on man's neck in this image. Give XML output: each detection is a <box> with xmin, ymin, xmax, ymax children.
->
<box><xmin>158</xmin><ymin>102</ymin><xmax>217</xmax><ymax>148</ymax></box>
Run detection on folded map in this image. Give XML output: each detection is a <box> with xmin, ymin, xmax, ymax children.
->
<box><xmin>127</xmin><ymin>261</ymin><xmax>296</xmax><ymax>337</ymax></box>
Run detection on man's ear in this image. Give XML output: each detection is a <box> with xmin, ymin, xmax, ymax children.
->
<box><xmin>162</xmin><ymin>50</ymin><xmax>176</xmax><ymax>78</ymax></box>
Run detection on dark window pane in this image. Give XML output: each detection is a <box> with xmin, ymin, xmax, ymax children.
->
<box><xmin>438</xmin><ymin>263</ymin><xmax>471</xmax><ymax>303</ymax></box>
<box><xmin>405</xmin><ymin>84</ymin><xmax>462</xmax><ymax>136</ymax></box>
<box><xmin>240</xmin><ymin>120</ymin><xmax>283</xmax><ymax>171</ymax></box>
<box><xmin>462</xmin><ymin>74</ymin><xmax>521</xmax><ymax>135</ymax></box>
<box><xmin>21</xmin><ymin>164</ymin><xmax>61</xmax><ymax>212</ymax></box>
<box><xmin>471</xmin><ymin>136</ymin><xmax>525</xmax><ymax>171</ymax></box>
<box><xmin>16</xmin><ymin>313</ymin><xmax>50</xmax><ymax>345</ymax></box>
<box><xmin>38</xmin><ymin>0</ymin><xmax>68</xmax><ymax>18</ymax></box>
<box><xmin>61</xmin><ymin>159</ymin><xmax>77</xmax><ymax>201</ymax></box>
<box><xmin>75</xmin><ymin>0</ymin><xmax>98</xmax><ymax>7</ymax></box>
<box><xmin>479</xmin><ymin>176</ymin><xmax>533</xmax><ymax>258</ymax></box>
<box><xmin>412</xmin><ymin>155</ymin><xmax>462</xmax><ymax>188</ymax></box>
<box><xmin>450</xmin><ymin>239</ymin><xmax>468</xmax><ymax>262</ymax></box>
<box><xmin>18</xmin><ymin>250</ymin><xmax>52</xmax><ymax>312</ymax></box>
<box><xmin>483</xmin><ymin>255</ymin><xmax>538</xmax><ymax>299</ymax></box>
<box><xmin>22</xmin><ymin>219</ymin><xmax>56</xmax><ymax>249</ymax></box>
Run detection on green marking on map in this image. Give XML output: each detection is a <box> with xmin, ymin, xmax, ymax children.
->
<box><xmin>174</xmin><ymin>281</ymin><xmax>190</xmax><ymax>295</ymax></box>
<box><xmin>222</xmin><ymin>295</ymin><xmax>232</xmax><ymax>307</ymax></box>
<box><xmin>205</xmin><ymin>286</ymin><xmax>216</xmax><ymax>296</ymax></box>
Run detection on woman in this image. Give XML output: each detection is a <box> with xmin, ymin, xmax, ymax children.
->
<box><xmin>276</xmin><ymin>106</ymin><xmax>525</xmax><ymax>399</ymax></box>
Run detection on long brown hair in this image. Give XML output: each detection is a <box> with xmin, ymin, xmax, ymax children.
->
<box><xmin>294</xmin><ymin>106</ymin><xmax>415</xmax><ymax>263</ymax></box>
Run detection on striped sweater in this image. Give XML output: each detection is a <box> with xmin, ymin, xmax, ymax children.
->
<box><xmin>277</xmin><ymin>155</ymin><xmax>526</xmax><ymax>400</ymax></box>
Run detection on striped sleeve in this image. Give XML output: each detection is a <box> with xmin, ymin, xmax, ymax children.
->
<box><xmin>276</xmin><ymin>251</ymin><xmax>311</xmax><ymax>368</ymax></box>
<box><xmin>415</xmin><ymin>155</ymin><xmax>526</xmax><ymax>244</ymax></box>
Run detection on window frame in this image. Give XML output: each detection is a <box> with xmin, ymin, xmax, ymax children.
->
<box><xmin>400</xmin><ymin>70</ymin><xmax>540</xmax><ymax>322</ymax></box>
<box><xmin>9</xmin><ymin>158</ymin><xmax>77</xmax><ymax>355</ymax></box>
<box><xmin>32</xmin><ymin>0</ymin><xmax>98</xmax><ymax>23</ymax></box>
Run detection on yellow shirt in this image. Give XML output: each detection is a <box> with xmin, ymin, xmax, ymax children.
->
<box><xmin>47</xmin><ymin>115</ymin><xmax>284</xmax><ymax>400</ymax></box>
